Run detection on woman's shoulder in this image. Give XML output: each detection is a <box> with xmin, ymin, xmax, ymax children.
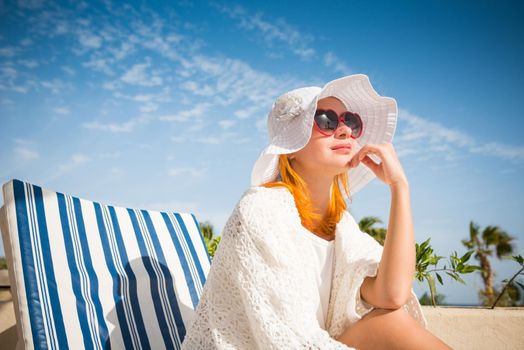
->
<box><xmin>235</xmin><ymin>185</ymin><xmax>296</xmax><ymax>219</ymax></box>
<box><xmin>239</xmin><ymin>185</ymin><xmax>293</xmax><ymax>206</ymax></box>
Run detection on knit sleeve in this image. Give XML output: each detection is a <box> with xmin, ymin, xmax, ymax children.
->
<box><xmin>353</xmin><ymin>258</ymin><xmax>380</xmax><ymax>318</ymax></box>
<box><xmin>326</xmin><ymin>227</ymin><xmax>382</xmax><ymax>339</ymax></box>
<box><xmin>326</xmin><ymin>212</ymin><xmax>427</xmax><ymax>339</ymax></box>
<box><xmin>349</xmin><ymin>226</ymin><xmax>383</xmax><ymax>320</ymax></box>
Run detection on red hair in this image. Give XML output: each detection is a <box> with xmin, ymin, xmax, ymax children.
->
<box><xmin>262</xmin><ymin>154</ymin><xmax>352</xmax><ymax>238</ymax></box>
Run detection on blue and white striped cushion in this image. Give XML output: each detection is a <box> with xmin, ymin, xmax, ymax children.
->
<box><xmin>0</xmin><ymin>179</ymin><xmax>211</xmax><ymax>349</ymax></box>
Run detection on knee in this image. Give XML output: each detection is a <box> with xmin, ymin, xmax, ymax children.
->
<box><xmin>336</xmin><ymin>308</ymin><xmax>420</xmax><ymax>347</ymax></box>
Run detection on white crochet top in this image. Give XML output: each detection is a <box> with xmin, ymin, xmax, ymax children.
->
<box><xmin>302</xmin><ymin>229</ymin><xmax>335</xmax><ymax>330</ymax></box>
<box><xmin>182</xmin><ymin>185</ymin><xmax>427</xmax><ymax>349</ymax></box>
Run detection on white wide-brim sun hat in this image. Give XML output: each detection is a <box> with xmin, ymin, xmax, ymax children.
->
<box><xmin>250</xmin><ymin>74</ymin><xmax>398</xmax><ymax>199</ymax></box>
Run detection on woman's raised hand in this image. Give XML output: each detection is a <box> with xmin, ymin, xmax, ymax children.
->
<box><xmin>348</xmin><ymin>142</ymin><xmax>408</xmax><ymax>188</ymax></box>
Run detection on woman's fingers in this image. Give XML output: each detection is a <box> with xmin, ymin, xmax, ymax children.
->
<box><xmin>350</xmin><ymin>144</ymin><xmax>384</xmax><ymax>167</ymax></box>
<box><xmin>349</xmin><ymin>143</ymin><xmax>407</xmax><ymax>186</ymax></box>
<box><xmin>361</xmin><ymin>156</ymin><xmax>380</xmax><ymax>173</ymax></box>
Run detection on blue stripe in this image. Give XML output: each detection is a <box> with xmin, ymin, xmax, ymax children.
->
<box><xmin>57</xmin><ymin>193</ymin><xmax>96</xmax><ymax>350</ymax></box>
<box><xmin>26</xmin><ymin>183</ymin><xmax>56</xmax><ymax>349</ymax></box>
<box><xmin>190</xmin><ymin>213</ymin><xmax>211</xmax><ymax>264</ymax></box>
<box><xmin>72</xmin><ymin>197</ymin><xmax>110</xmax><ymax>348</ymax></box>
<box><xmin>174</xmin><ymin>213</ymin><xmax>206</xmax><ymax>288</ymax></box>
<box><xmin>103</xmin><ymin>206</ymin><xmax>140</xmax><ymax>349</ymax></box>
<box><xmin>108</xmin><ymin>206</ymin><xmax>151</xmax><ymax>350</ymax></box>
<box><xmin>161</xmin><ymin>213</ymin><xmax>199</xmax><ymax>308</ymax></box>
<box><xmin>33</xmin><ymin>184</ymin><xmax>69</xmax><ymax>349</ymax></box>
<box><xmin>93</xmin><ymin>202</ymin><xmax>131</xmax><ymax>350</ymax></box>
<box><xmin>127</xmin><ymin>209</ymin><xmax>177</xmax><ymax>349</ymax></box>
<box><xmin>104</xmin><ymin>207</ymin><xmax>141</xmax><ymax>349</ymax></box>
<box><xmin>135</xmin><ymin>211</ymin><xmax>180</xmax><ymax>348</ymax></box>
<box><xmin>13</xmin><ymin>180</ymin><xmax>47</xmax><ymax>349</ymax></box>
<box><xmin>65</xmin><ymin>195</ymin><xmax>100</xmax><ymax>349</ymax></box>
<box><xmin>141</xmin><ymin>210</ymin><xmax>185</xmax><ymax>348</ymax></box>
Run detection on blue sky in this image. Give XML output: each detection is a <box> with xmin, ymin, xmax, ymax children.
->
<box><xmin>1</xmin><ymin>0</ymin><xmax>523</xmax><ymax>305</ymax></box>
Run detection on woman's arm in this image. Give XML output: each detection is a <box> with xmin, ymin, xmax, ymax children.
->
<box><xmin>360</xmin><ymin>180</ymin><xmax>415</xmax><ymax>309</ymax></box>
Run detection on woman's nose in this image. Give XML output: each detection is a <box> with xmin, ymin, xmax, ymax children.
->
<box><xmin>335</xmin><ymin>116</ymin><xmax>353</xmax><ymax>138</ymax></box>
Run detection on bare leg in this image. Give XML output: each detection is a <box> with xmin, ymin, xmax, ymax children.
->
<box><xmin>336</xmin><ymin>308</ymin><xmax>452</xmax><ymax>350</ymax></box>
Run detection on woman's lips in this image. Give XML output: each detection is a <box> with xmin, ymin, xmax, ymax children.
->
<box><xmin>332</xmin><ymin>146</ymin><xmax>352</xmax><ymax>154</ymax></box>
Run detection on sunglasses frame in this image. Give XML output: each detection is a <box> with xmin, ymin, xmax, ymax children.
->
<box><xmin>313</xmin><ymin>109</ymin><xmax>364</xmax><ymax>139</ymax></box>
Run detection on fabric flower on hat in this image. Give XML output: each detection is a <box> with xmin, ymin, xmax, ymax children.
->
<box><xmin>272</xmin><ymin>92</ymin><xmax>304</xmax><ymax>122</ymax></box>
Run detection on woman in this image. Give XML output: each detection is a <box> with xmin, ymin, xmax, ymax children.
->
<box><xmin>182</xmin><ymin>75</ymin><xmax>451</xmax><ymax>349</ymax></box>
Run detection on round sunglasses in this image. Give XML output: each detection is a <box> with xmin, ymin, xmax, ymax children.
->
<box><xmin>314</xmin><ymin>109</ymin><xmax>364</xmax><ymax>138</ymax></box>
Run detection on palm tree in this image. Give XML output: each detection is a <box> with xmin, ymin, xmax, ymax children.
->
<box><xmin>199</xmin><ymin>221</ymin><xmax>221</xmax><ymax>259</ymax></box>
<box><xmin>461</xmin><ymin>221</ymin><xmax>515</xmax><ymax>305</ymax></box>
<box><xmin>0</xmin><ymin>256</ymin><xmax>7</xmax><ymax>270</ymax></box>
<box><xmin>419</xmin><ymin>292</ymin><xmax>446</xmax><ymax>306</ymax></box>
<box><xmin>358</xmin><ymin>216</ymin><xmax>387</xmax><ymax>246</ymax></box>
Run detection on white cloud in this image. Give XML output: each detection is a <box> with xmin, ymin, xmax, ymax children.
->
<box><xmin>1</xmin><ymin>66</ymin><xmax>18</xmax><ymax>79</ymax></box>
<box><xmin>18</xmin><ymin>59</ymin><xmax>39</xmax><ymax>68</ymax></box>
<box><xmin>102</xmin><ymin>80</ymin><xmax>120</xmax><ymax>90</ymax></box>
<box><xmin>54</xmin><ymin>22</ymin><xmax>69</xmax><ymax>35</ymax></box>
<box><xmin>98</xmin><ymin>151</ymin><xmax>121</xmax><ymax>158</ymax></box>
<box><xmin>61</xmin><ymin>66</ymin><xmax>76</xmax><ymax>76</ymax></box>
<box><xmin>52</xmin><ymin>106</ymin><xmax>70</xmax><ymax>115</ymax></box>
<box><xmin>396</xmin><ymin>108</ymin><xmax>524</xmax><ymax>165</ymax></box>
<box><xmin>14</xmin><ymin>147</ymin><xmax>39</xmax><ymax>160</ymax></box>
<box><xmin>82</xmin><ymin>57</ymin><xmax>114</xmax><ymax>75</ymax></box>
<box><xmin>181</xmin><ymin>80</ymin><xmax>215</xmax><ymax>96</ymax></box>
<box><xmin>171</xmin><ymin>136</ymin><xmax>185</xmax><ymax>143</ymax></box>
<box><xmin>40</xmin><ymin>79</ymin><xmax>71</xmax><ymax>94</ymax></box>
<box><xmin>108</xmin><ymin>41</ymin><xmax>134</xmax><ymax>61</ymax></box>
<box><xmin>469</xmin><ymin>142</ymin><xmax>524</xmax><ymax>163</ymax></box>
<box><xmin>133</xmin><ymin>94</ymin><xmax>156</xmax><ymax>102</ymax></box>
<box><xmin>232</xmin><ymin>137</ymin><xmax>251</xmax><ymax>144</ymax></box>
<box><xmin>168</xmin><ymin>166</ymin><xmax>205</xmax><ymax>177</ymax></box>
<box><xmin>159</xmin><ymin>103</ymin><xmax>211</xmax><ymax>122</ymax></box>
<box><xmin>234</xmin><ymin>104</ymin><xmax>261</xmax><ymax>120</ymax></box>
<box><xmin>324</xmin><ymin>52</ymin><xmax>352</xmax><ymax>75</ymax></box>
<box><xmin>120</xmin><ymin>62</ymin><xmax>162</xmax><ymax>86</ymax></box>
<box><xmin>214</xmin><ymin>4</ymin><xmax>315</xmax><ymax>61</ymax></box>
<box><xmin>20</xmin><ymin>38</ymin><xmax>33</xmax><ymax>46</ymax></box>
<box><xmin>218</xmin><ymin>120</ymin><xmax>236</xmax><ymax>130</ymax></box>
<box><xmin>214</xmin><ymin>4</ymin><xmax>357</xmax><ymax>75</ymax></box>
<box><xmin>78</xmin><ymin>33</ymin><xmax>102</xmax><ymax>49</ymax></box>
<box><xmin>55</xmin><ymin>153</ymin><xmax>92</xmax><ymax>175</ymax></box>
<box><xmin>71</xmin><ymin>153</ymin><xmax>91</xmax><ymax>163</ymax></box>
<box><xmin>139</xmin><ymin>102</ymin><xmax>158</xmax><ymax>113</ymax></box>
<box><xmin>82</xmin><ymin>115</ymin><xmax>152</xmax><ymax>133</ymax></box>
<box><xmin>0</xmin><ymin>97</ymin><xmax>14</xmax><ymax>105</ymax></box>
<box><xmin>177</xmin><ymin>54</ymin><xmax>295</xmax><ymax>110</ymax></box>
<box><xmin>82</xmin><ymin>121</ymin><xmax>132</xmax><ymax>133</ymax></box>
<box><xmin>256</xmin><ymin>117</ymin><xmax>267</xmax><ymax>133</ymax></box>
<box><xmin>194</xmin><ymin>136</ymin><xmax>222</xmax><ymax>144</ymax></box>
<box><xmin>0</xmin><ymin>47</ymin><xmax>18</xmax><ymax>57</ymax></box>
<box><xmin>166</xmin><ymin>33</ymin><xmax>182</xmax><ymax>43</ymax></box>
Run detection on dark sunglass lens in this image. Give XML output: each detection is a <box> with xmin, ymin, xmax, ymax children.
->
<box><xmin>315</xmin><ymin>111</ymin><xmax>338</xmax><ymax>132</ymax></box>
<box><xmin>344</xmin><ymin>113</ymin><xmax>362</xmax><ymax>137</ymax></box>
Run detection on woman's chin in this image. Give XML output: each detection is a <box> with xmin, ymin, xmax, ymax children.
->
<box><xmin>330</xmin><ymin>163</ymin><xmax>352</xmax><ymax>175</ymax></box>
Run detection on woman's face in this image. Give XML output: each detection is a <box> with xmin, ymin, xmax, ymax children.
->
<box><xmin>290</xmin><ymin>96</ymin><xmax>360</xmax><ymax>178</ymax></box>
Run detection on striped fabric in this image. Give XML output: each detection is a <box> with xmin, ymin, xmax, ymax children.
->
<box><xmin>0</xmin><ymin>179</ymin><xmax>211</xmax><ymax>350</ymax></box>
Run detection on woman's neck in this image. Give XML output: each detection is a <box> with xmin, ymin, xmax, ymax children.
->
<box><xmin>290</xmin><ymin>163</ymin><xmax>333</xmax><ymax>220</ymax></box>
